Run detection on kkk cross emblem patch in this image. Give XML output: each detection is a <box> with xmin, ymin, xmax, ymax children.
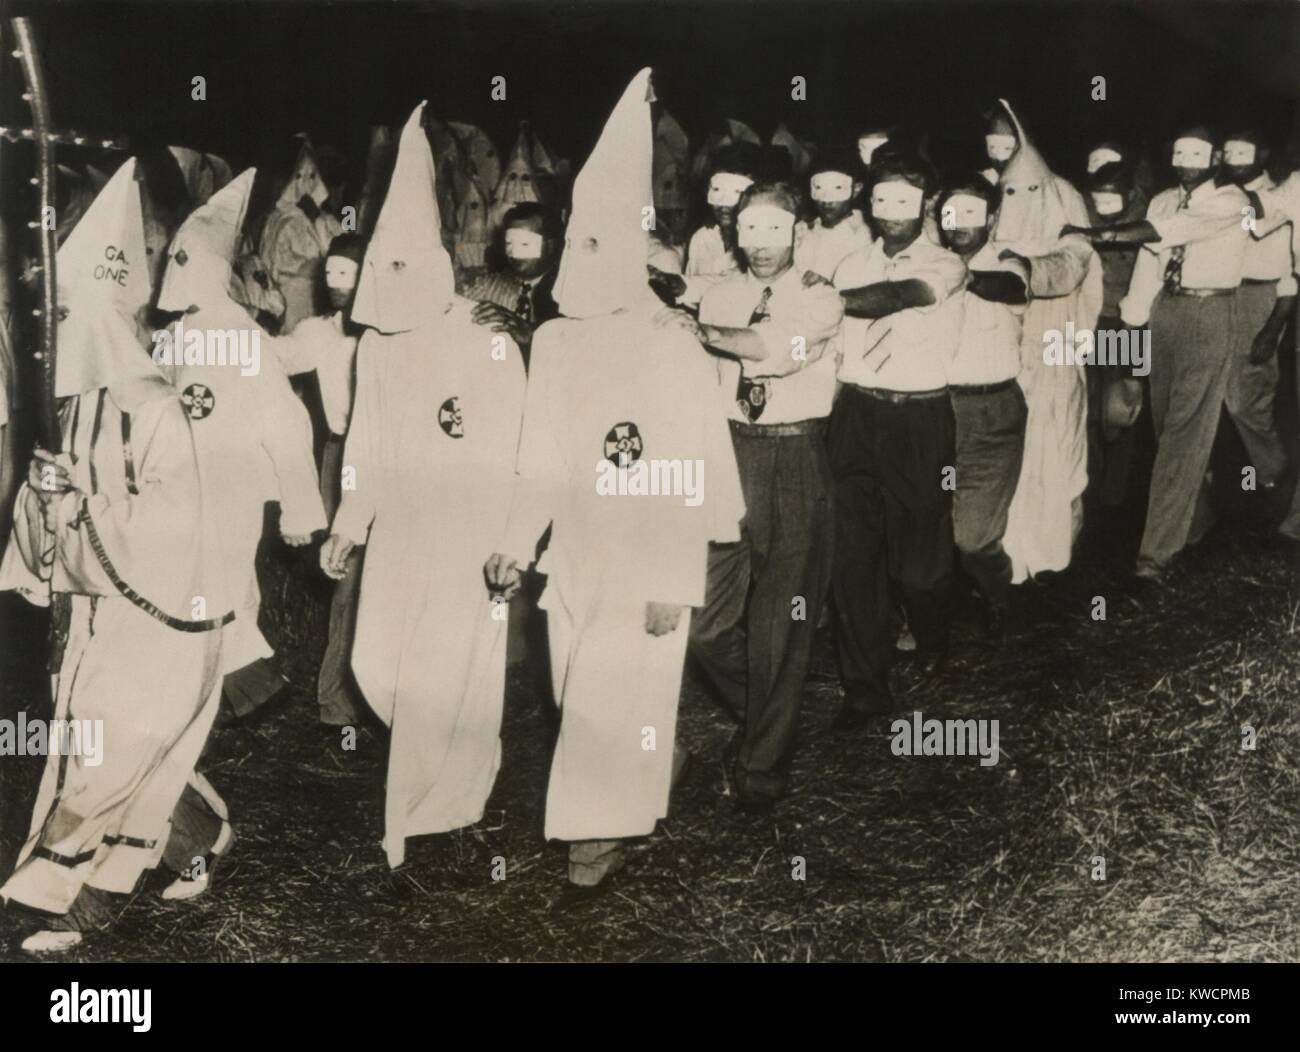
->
<box><xmin>438</xmin><ymin>396</ymin><xmax>464</xmax><ymax>438</ymax></box>
<box><xmin>180</xmin><ymin>383</ymin><xmax>216</xmax><ymax>420</ymax></box>
<box><xmin>604</xmin><ymin>422</ymin><xmax>643</xmax><ymax>466</ymax></box>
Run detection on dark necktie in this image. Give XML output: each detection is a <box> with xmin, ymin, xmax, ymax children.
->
<box><xmin>516</xmin><ymin>282</ymin><xmax>532</xmax><ymax>323</ymax></box>
<box><xmin>738</xmin><ymin>286</ymin><xmax>773</xmax><ymax>421</ymax></box>
<box><xmin>1163</xmin><ymin>193</ymin><xmax>1190</xmax><ymax>293</ymax></box>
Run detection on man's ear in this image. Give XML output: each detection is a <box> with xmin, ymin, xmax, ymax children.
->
<box><xmin>853</xmin><ymin>180</ymin><xmax>863</xmax><ymax>197</ymax></box>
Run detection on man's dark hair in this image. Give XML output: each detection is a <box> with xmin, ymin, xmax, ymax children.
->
<box><xmin>1224</xmin><ymin>127</ymin><xmax>1267</xmax><ymax>152</ymax></box>
<box><xmin>809</xmin><ymin>145</ymin><xmax>864</xmax><ymax>182</ymax></box>
<box><xmin>501</xmin><ymin>201</ymin><xmax>563</xmax><ymax>243</ymax></box>
<box><xmin>1172</xmin><ymin>124</ymin><xmax>1220</xmax><ymax>150</ymax></box>
<box><xmin>327</xmin><ymin>232</ymin><xmax>366</xmax><ymax>264</ymax></box>
<box><xmin>712</xmin><ymin>142</ymin><xmax>761</xmax><ymax>181</ymax></box>
<box><xmin>1088</xmin><ymin>162</ymin><xmax>1133</xmax><ymax>193</ymax></box>
<box><xmin>736</xmin><ymin>180</ymin><xmax>804</xmax><ymax>220</ymax></box>
<box><xmin>871</xmin><ymin>152</ymin><xmax>936</xmax><ymax>199</ymax></box>
<box><xmin>935</xmin><ymin>176</ymin><xmax>1000</xmax><ymax>220</ymax></box>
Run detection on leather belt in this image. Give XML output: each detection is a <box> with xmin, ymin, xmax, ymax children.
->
<box><xmin>1240</xmin><ymin>277</ymin><xmax>1278</xmax><ymax>286</ymax></box>
<box><xmin>847</xmin><ymin>384</ymin><xmax>949</xmax><ymax>404</ymax></box>
<box><xmin>1167</xmin><ymin>286</ymin><xmax>1234</xmax><ymax>298</ymax></box>
<box><xmin>949</xmin><ymin>378</ymin><xmax>1017</xmax><ymax>396</ymax></box>
<box><xmin>729</xmin><ymin>417</ymin><xmax>827</xmax><ymax>438</ymax></box>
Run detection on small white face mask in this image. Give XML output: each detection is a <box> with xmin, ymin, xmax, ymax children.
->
<box><xmin>504</xmin><ymin>228</ymin><xmax>545</xmax><ymax>260</ymax></box>
<box><xmin>810</xmin><ymin>172</ymin><xmax>854</xmax><ymax>203</ymax></box>
<box><xmin>1171</xmin><ymin>137</ymin><xmax>1213</xmax><ymax>168</ymax></box>
<box><xmin>858</xmin><ymin>135</ymin><xmax>888</xmax><ymax>166</ymax></box>
<box><xmin>870</xmin><ymin>180</ymin><xmax>924</xmax><ymax>222</ymax></box>
<box><xmin>324</xmin><ymin>256</ymin><xmax>359</xmax><ymax>291</ymax></box>
<box><xmin>1090</xmin><ymin>191</ymin><xmax>1124</xmax><ymax>217</ymax></box>
<box><xmin>986</xmin><ymin>134</ymin><xmax>1017</xmax><ymax>163</ymax></box>
<box><xmin>736</xmin><ymin>204</ymin><xmax>795</xmax><ymax>249</ymax></box>
<box><xmin>707</xmin><ymin>172</ymin><xmax>754</xmax><ymax>208</ymax></box>
<box><xmin>1223</xmin><ymin>140</ymin><xmax>1257</xmax><ymax>166</ymax></box>
<box><xmin>1087</xmin><ymin>147</ymin><xmax>1123</xmax><ymax>174</ymax></box>
<box><xmin>941</xmin><ymin>193</ymin><xmax>988</xmax><ymax>229</ymax></box>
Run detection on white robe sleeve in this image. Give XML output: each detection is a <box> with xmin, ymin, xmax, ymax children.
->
<box><xmin>0</xmin><ymin>484</ymin><xmax>53</xmax><ymax>605</ymax></box>
<box><xmin>272</xmin><ymin>315</ymin><xmax>328</xmax><ymax>376</ymax></box>
<box><xmin>501</xmin><ymin>324</ymin><xmax>568</xmax><ymax>567</ymax></box>
<box><xmin>54</xmin><ymin>400</ymin><xmax>205</xmax><ymax>609</ymax></box>
<box><xmin>640</xmin><ymin>332</ymin><xmax>746</xmax><ymax>607</ymax></box>
<box><xmin>331</xmin><ymin>330</ymin><xmax>384</xmax><ymax>545</ymax></box>
<box><xmin>702</xmin><ymin>359</ymin><xmax>745</xmax><ymax>547</ymax></box>
<box><xmin>257</xmin><ymin>342</ymin><xmax>328</xmax><ymax>536</ymax></box>
<box><xmin>1025</xmin><ymin>235</ymin><xmax>1093</xmax><ymax>300</ymax></box>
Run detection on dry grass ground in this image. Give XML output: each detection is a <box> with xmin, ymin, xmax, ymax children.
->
<box><xmin>2</xmin><ymin>450</ymin><xmax>1299</xmax><ymax>962</ymax></box>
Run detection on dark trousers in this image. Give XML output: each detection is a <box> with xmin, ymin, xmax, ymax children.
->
<box><xmin>829</xmin><ymin>386</ymin><xmax>955</xmax><ymax>708</ymax></box>
<box><xmin>689</xmin><ymin>420</ymin><xmax>833</xmax><ymax>800</ymax></box>
<box><xmin>1085</xmin><ymin>315</ymin><xmax>1141</xmax><ymax>509</ymax></box>
<box><xmin>951</xmin><ymin>383</ymin><xmax>1026</xmax><ymax>601</ymax></box>
<box><xmin>317</xmin><ymin>434</ymin><xmax>365</xmax><ymax>724</ymax></box>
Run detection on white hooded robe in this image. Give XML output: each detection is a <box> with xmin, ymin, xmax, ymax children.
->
<box><xmin>991</xmin><ymin>100</ymin><xmax>1103</xmax><ymax>581</ymax></box>
<box><xmin>500</xmin><ymin>69</ymin><xmax>745</xmax><ymax>842</ymax></box>
<box><xmin>330</xmin><ymin>103</ymin><xmax>526</xmax><ymax>867</ymax></box>
<box><xmin>156</xmin><ymin>169</ymin><xmax>328</xmax><ymax>675</ymax></box>
<box><xmin>0</xmin><ymin>161</ymin><xmax>227</xmax><ymax>913</ymax></box>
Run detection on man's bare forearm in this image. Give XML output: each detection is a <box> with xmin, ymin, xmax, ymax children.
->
<box><xmin>701</xmin><ymin>323</ymin><xmax>770</xmax><ymax>362</ymax></box>
<box><xmin>839</xmin><ymin>278</ymin><xmax>934</xmax><ymax>318</ymax></box>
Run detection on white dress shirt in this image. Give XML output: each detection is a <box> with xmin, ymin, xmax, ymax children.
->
<box><xmin>1120</xmin><ymin>179</ymin><xmax>1251</xmax><ymax>325</ymax></box>
<box><xmin>947</xmin><ymin>241</ymin><xmax>1026</xmax><ymax>386</ymax></box>
<box><xmin>699</xmin><ymin>265</ymin><xmax>844</xmax><ymax>425</ymax></box>
<box><xmin>1243</xmin><ymin>174</ymin><xmax>1297</xmax><ymax>296</ymax></box>
<box><xmin>833</xmin><ymin>235</ymin><xmax>966</xmax><ymax>392</ymax></box>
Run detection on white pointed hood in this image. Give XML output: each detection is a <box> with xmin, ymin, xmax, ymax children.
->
<box><xmin>156</xmin><ymin>167</ymin><xmax>254</xmax><ymax>314</ymax></box>
<box><xmin>992</xmin><ymin>99</ymin><xmax>1089</xmax><ymax>245</ymax></box>
<box><xmin>528</xmin><ymin>122</ymin><xmax>557</xmax><ymax>176</ymax></box>
<box><xmin>455</xmin><ymin>176</ymin><xmax>491</xmax><ymax>271</ymax></box>
<box><xmin>552</xmin><ymin>67</ymin><xmax>657</xmax><ymax>320</ymax></box>
<box><xmin>54</xmin><ymin>158</ymin><xmax>168</xmax><ymax>409</ymax></box>
<box><xmin>352</xmin><ymin>102</ymin><xmax>456</xmax><ymax>333</ymax></box>
<box><xmin>276</xmin><ymin>135</ymin><xmax>322</xmax><ymax>207</ymax></box>
<box><xmin>494</xmin><ymin>123</ymin><xmax>542</xmax><ymax>206</ymax></box>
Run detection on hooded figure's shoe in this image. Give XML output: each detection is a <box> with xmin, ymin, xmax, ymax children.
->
<box><xmin>21</xmin><ymin>929</ymin><xmax>82</xmax><ymax>954</ymax></box>
<box><xmin>161</xmin><ymin>820</ymin><xmax>233</xmax><ymax>901</ymax></box>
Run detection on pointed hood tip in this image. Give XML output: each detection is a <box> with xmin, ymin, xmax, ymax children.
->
<box><xmin>351</xmin><ymin>100</ymin><xmax>456</xmax><ymax>333</ymax></box>
<box><xmin>54</xmin><ymin>157</ymin><xmax>166</xmax><ymax>408</ymax></box>
<box><xmin>155</xmin><ymin>166</ymin><xmax>256</xmax><ymax>314</ymax></box>
<box><xmin>994</xmin><ymin>98</ymin><xmax>1053</xmax><ymax>189</ymax></box>
<box><xmin>553</xmin><ymin>68</ymin><xmax>657</xmax><ymax>319</ymax></box>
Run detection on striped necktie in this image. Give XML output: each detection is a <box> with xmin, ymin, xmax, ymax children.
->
<box><xmin>738</xmin><ymin>286</ymin><xmax>774</xmax><ymax>421</ymax></box>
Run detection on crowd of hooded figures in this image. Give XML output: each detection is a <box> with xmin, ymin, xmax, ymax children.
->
<box><xmin>2</xmin><ymin>63</ymin><xmax>1298</xmax><ymax>952</ymax></box>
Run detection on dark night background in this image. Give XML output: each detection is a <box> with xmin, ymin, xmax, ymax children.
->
<box><xmin>2</xmin><ymin>0</ymin><xmax>1298</xmax><ymax>187</ymax></box>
